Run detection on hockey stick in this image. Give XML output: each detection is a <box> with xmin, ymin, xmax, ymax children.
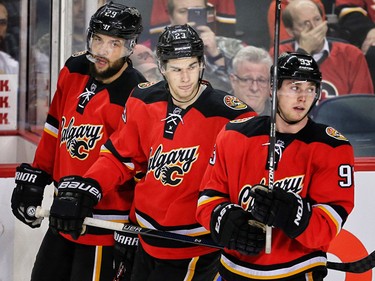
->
<box><xmin>36</xmin><ymin>207</ymin><xmax>375</xmax><ymax>273</ymax></box>
<box><xmin>35</xmin><ymin>207</ymin><xmax>222</xmax><ymax>250</ymax></box>
<box><xmin>326</xmin><ymin>250</ymin><xmax>375</xmax><ymax>273</ymax></box>
<box><xmin>265</xmin><ymin>0</ymin><xmax>282</xmax><ymax>254</ymax></box>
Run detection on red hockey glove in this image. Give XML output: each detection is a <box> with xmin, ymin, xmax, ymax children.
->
<box><xmin>11</xmin><ymin>163</ymin><xmax>52</xmax><ymax>228</ymax></box>
<box><xmin>49</xmin><ymin>176</ymin><xmax>102</xmax><ymax>240</ymax></box>
<box><xmin>113</xmin><ymin>230</ymin><xmax>139</xmax><ymax>281</ymax></box>
<box><xmin>250</xmin><ymin>184</ymin><xmax>312</xmax><ymax>238</ymax></box>
<box><xmin>211</xmin><ymin>203</ymin><xmax>266</xmax><ymax>256</ymax></box>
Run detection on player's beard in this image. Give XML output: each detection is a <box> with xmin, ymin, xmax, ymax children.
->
<box><xmin>89</xmin><ymin>57</ymin><xmax>126</xmax><ymax>81</ymax></box>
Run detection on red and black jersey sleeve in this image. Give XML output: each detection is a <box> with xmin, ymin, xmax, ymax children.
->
<box><xmin>84</xmin><ymin>84</ymin><xmax>152</xmax><ymax>195</ymax></box>
<box><xmin>32</xmin><ymin>65</ymin><xmax>72</xmax><ymax>179</ymax></box>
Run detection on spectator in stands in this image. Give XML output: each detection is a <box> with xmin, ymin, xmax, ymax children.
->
<box><xmin>0</xmin><ymin>1</ymin><xmax>18</xmax><ymax>73</ymax></box>
<box><xmin>131</xmin><ymin>44</ymin><xmax>162</xmax><ymax>82</ymax></box>
<box><xmin>268</xmin><ymin>0</ymin><xmax>326</xmax><ymax>45</ymax></box>
<box><xmin>274</xmin><ymin>0</ymin><xmax>373</xmax><ymax>98</ymax></box>
<box><xmin>230</xmin><ymin>46</ymin><xmax>272</xmax><ymax>115</ymax></box>
<box><xmin>335</xmin><ymin>0</ymin><xmax>375</xmax><ymax>88</ymax></box>
<box><xmin>166</xmin><ymin>0</ymin><xmax>245</xmax><ymax>92</ymax></box>
<box><xmin>148</xmin><ymin>0</ymin><xmax>236</xmax><ymax>47</ymax></box>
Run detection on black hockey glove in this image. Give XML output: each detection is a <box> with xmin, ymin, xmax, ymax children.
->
<box><xmin>11</xmin><ymin>163</ymin><xmax>52</xmax><ymax>228</ymax></box>
<box><xmin>211</xmin><ymin>203</ymin><xmax>266</xmax><ymax>256</ymax></box>
<box><xmin>250</xmin><ymin>185</ymin><xmax>312</xmax><ymax>238</ymax></box>
<box><xmin>113</xmin><ymin>230</ymin><xmax>139</xmax><ymax>281</ymax></box>
<box><xmin>49</xmin><ymin>176</ymin><xmax>102</xmax><ymax>240</ymax></box>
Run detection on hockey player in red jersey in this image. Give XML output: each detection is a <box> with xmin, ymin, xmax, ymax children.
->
<box><xmin>196</xmin><ymin>52</ymin><xmax>355</xmax><ymax>280</ymax></box>
<box><xmin>45</xmin><ymin>24</ymin><xmax>257</xmax><ymax>281</ymax></box>
<box><xmin>11</xmin><ymin>2</ymin><xmax>146</xmax><ymax>281</ymax></box>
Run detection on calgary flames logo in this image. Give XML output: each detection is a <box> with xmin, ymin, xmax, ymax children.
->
<box><xmin>60</xmin><ymin>117</ymin><xmax>103</xmax><ymax>160</ymax></box>
<box><xmin>148</xmin><ymin>144</ymin><xmax>199</xmax><ymax>187</ymax></box>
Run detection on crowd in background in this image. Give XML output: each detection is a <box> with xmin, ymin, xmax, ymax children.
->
<box><xmin>123</xmin><ymin>0</ymin><xmax>375</xmax><ymax>97</ymax></box>
<box><xmin>1</xmin><ymin>0</ymin><xmax>374</xmax><ymax>95</ymax></box>
<box><xmin>0</xmin><ymin>0</ymin><xmax>373</xmax><ymax>140</ymax></box>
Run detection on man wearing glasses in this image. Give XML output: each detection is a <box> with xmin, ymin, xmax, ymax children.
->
<box><xmin>230</xmin><ymin>46</ymin><xmax>272</xmax><ymax>115</ymax></box>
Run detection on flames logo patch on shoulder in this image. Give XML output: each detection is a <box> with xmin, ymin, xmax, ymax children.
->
<box><xmin>326</xmin><ymin>127</ymin><xmax>348</xmax><ymax>141</ymax></box>
<box><xmin>223</xmin><ymin>95</ymin><xmax>248</xmax><ymax>110</ymax></box>
<box><xmin>230</xmin><ymin>116</ymin><xmax>254</xmax><ymax>123</ymax></box>
<box><xmin>138</xmin><ymin>81</ymin><xmax>156</xmax><ymax>89</ymax></box>
<box><xmin>72</xmin><ymin>50</ymin><xmax>86</xmax><ymax>57</ymax></box>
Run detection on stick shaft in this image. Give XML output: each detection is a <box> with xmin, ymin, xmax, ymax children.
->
<box><xmin>266</xmin><ymin>0</ymin><xmax>282</xmax><ymax>254</ymax></box>
<box><xmin>36</xmin><ymin>207</ymin><xmax>222</xmax><ymax>250</ymax></box>
<box><xmin>326</xmin><ymin>250</ymin><xmax>375</xmax><ymax>273</ymax></box>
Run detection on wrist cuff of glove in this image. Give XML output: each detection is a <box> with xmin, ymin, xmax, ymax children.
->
<box><xmin>58</xmin><ymin>175</ymin><xmax>102</xmax><ymax>204</ymax></box>
<box><xmin>287</xmin><ymin>200</ymin><xmax>311</xmax><ymax>239</ymax></box>
<box><xmin>15</xmin><ymin>163</ymin><xmax>52</xmax><ymax>187</ymax></box>
<box><xmin>210</xmin><ymin>203</ymin><xmax>240</xmax><ymax>241</ymax></box>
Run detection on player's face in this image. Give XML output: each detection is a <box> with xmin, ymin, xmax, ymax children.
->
<box><xmin>230</xmin><ymin>61</ymin><xmax>270</xmax><ymax>115</ymax></box>
<box><xmin>277</xmin><ymin>79</ymin><xmax>317</xmax><ymax>126</ymax></box>
<box><xmin>163</xmin><ymin>57</ymin><xmax>202</xmax><ymax>105</ymax></box>
<box><xmin>89</xmin><ymin>33</ymin><xmax>129</xmax><ymax>81</ymax></box>
<box><xmin>170</xmin><ymin>0</ymin><xmax>205</xmax><ymax>25</ymax></box>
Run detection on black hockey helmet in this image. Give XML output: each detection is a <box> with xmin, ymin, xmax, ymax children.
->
<box><xmin>88</xmin><ymin>2</ymin><xmax>143</xmax><ymax>40</ymax></box>
<box><xmin>156</xmin><ymin>24</ymin><xmax>204</xmax><ymax>63</ymax></box>
<box><xmin>86</xmin><ymin>2</ymin><xmax>143</xmax><ymax>59</ymax></box>
<box><xmin>274</xmin><ymin>52</ymin><xmax>322</xmax><ymax>100</ymax></box>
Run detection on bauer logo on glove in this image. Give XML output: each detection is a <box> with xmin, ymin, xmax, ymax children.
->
<box><xmin>58</xmin><ymin>177</ymin><xmax>102</xmax><ymax>201</ymax></box>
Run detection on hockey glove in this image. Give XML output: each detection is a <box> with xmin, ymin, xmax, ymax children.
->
<box><xmin>211</xmin><ymin>203</ymin><xmax>266</xmax><ymax>256</ymax></box>
<box><xmin>49</xmin><ymin>176</ymin><xmax>102</xmax><ymax>240</ymax></box>
<box><xmin>113</xmin><ymin>230</ymin><xmax>139</xmax><ymax>281</ymax></box>
<box><xmin>250</xmin><ymin>185</ymin><xmax>312</xmax><ymax>238</ymax></box>
<box><xmin>11</xmin><ymin>163</ymin><xmax>52</xmax><ymax>228</ymax></box>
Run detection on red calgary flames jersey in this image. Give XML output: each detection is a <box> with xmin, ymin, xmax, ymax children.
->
<box><xmin>32</xmin><ymin>52</ymin><xmax>146</xmax><ymax>245</ymax></box>
<box><xmin>196</xmin><ymin>116</ymin><xmax>355</xmax><ymax>280</ymax></box>
<box><xmin>85</xmin><ymin>80</ymin><xmax>256</xmax><ymax>259</ymax></box>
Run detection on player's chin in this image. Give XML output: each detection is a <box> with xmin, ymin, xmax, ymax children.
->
<box><xmin>294</xmin><ymin>112</ymin><xmax>309</xmax><ymax>122</ymax></box>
